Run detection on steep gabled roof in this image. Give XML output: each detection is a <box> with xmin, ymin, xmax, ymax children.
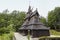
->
<box><xmin>19</xmin><ymin>24</ymin><xmax>50</xmax><ymax>30</ymax></box>
<box><xmin>25</xmin><ymin>9</ymin><xmax>39</xmax><ymax>20</ymax></box>
<box><xmin>19</xmin><ymin>7</ymin><xmax>50</xmax><ymax>30</ymax></box>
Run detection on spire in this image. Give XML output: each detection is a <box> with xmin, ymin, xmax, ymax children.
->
<box><xmin>36</xmin><ymin>8</ymin><xmax>38</xmax><ymax>12</ymax></box>
<box><xmin>34</xmin><ymin>8</ymin><xmax>38</xmax><ymax>13</ymax></box>
<box><xmin>28</xmin><ymin>5</ymin><xmax>32</xmax><ymax>12</ymax></box>
<box><xmin>34</xmin><ymin>8</ymin><xmax>39</xmax><ymax>16</ymax></box>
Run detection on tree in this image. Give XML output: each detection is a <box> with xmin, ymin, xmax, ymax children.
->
<box><xmin>48</xmin><ymin>7</ymin><xmax>60</xmax><ymax>30</ymax></box>
<box><xmin>0</xmin><ymin>9</ymin><xmax>26</xmax><ymax>34</ymax></box>
<box><xmin>40</xmin><ymin>16</ymin><xmax>47</xmax><ymax>25</ymax></box>
<box><xmin>10</xmin><ymin>11</ymin><xmax>26</xmax><ymax>31</ymax></box>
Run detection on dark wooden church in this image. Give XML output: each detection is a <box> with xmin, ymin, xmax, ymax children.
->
<box><xmin>19</xmin><ymin>6</ymin><xmax>50</xmax><ymax>37</ymax></box>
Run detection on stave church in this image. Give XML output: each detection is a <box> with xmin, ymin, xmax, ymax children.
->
<box><xmin>19</xmin><ymin>6</ymin><xmax>50</xmax><ymax>37</ymax></box>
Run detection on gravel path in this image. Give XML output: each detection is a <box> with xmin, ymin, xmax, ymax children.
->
<box><xmin>14</xmin><ymin>32</ymin><xmax>39</xmax><ymax>40</ymax></box>
<box><xmin>14</xmin><ymin>32</ymin><xmax>28</xmax><ymax>40</ymax></box>
<box><xmin>14</xmin><ymin>33</ymin><xmax>60</xmax><ymax>40</ymax></box>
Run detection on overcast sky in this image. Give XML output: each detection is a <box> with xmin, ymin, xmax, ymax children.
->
<box><xmin>0</xmin><ymin>0</ymin><xmax>60</xmax><ymax>18</ymax></box>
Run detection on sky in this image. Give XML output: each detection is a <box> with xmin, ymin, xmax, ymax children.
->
<box><xmin>0</xmin><ymin>0</ymin><xmax>60</xmax><ymax>18</ymax></box>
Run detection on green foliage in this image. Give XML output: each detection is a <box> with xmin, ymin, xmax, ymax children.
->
<box><xmin>40</xmin><ymin>17</ymin><xmax>47</xmax><ymax>25</ymax></box>
<box><xmin>50</xmin><ymin>30</ymin><xmax>60</xmax><ymax>35</ymax></box>
<box><xmin>27</xmin><ymin>31</ymin><xmax>30</xmax><ymax>40</ymax></box>
<box><xmin>0</xmin><ymin>27</ymin><xmax>9</xmax><ymax>34</ymax></box>
<box><xmin>0</xmin><ymin>24</ymin><xmax>14</xmax><ymax>35</ymax></box>
<box><xmin>0</xmin><ymin>9</ymin><xmax>26</xmax><ymax>34</ymax></box>
<box><xmin>48</xmin><ymin>7</ymin><xmax>60</xmax><ymax>29</ymax></box>
<box><xmin>0</xmin><ymin>10</ymin><xmax>26</xmax><ymax>40</ymax></box>
<box><xmin>10</xmin><ymin>11</ymin><xmax>26</xmax><ymax>31</ymax></box>
<box><xmin>0</xmin><ymin>31</ymin><xmax>14</xmax><ymax>40</ymax></box>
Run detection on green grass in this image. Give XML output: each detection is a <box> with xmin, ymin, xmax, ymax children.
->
<box><xmin>27</xmin><ymin>31</ymin><xmax>30</xmax><ymax>40</ymax></box>
<box><xmin>39</xmin><ymin>30</ymin><xmax>60</xmax><ymax>40</ymax></box>
<box><xmin>39</xmin><ymin>36</ymin><xmax>60</xmax><ymax>40</ymax></box>
<box><xmin>0</xmin><ymin>31</ymin><xmax>14</xmax><ymax>40</ymax></box>
<box><xmin>50</xmin><ymin>30</ymin><xmax>60</xmax><ymax>35</ymax></box>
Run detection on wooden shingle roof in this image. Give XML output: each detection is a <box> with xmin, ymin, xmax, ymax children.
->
<box><xmin>19</xmin><ymin>7</ymin><xmax>50</xmax><ymax>30</ymax></box>
<box><xmin>19</xmin><ymin>24</ymin><xmax>50</xmax><ymax>30</ymax></box>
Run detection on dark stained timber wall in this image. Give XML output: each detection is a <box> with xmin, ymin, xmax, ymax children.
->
<box><xmin>32</xmin><ymin>30</ymin><xmax>50</xmax><ymax>37</ymax></box>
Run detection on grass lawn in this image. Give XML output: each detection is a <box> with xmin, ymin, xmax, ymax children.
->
<box><xmin>0</xmin><ymin>31</ymin><xmax>14</xmax><ymax>40</ymax></box>
<box><xmin>50</xmin><ymin>30</ymin><xmax>60</xmax><ymax>35</ymax></box>
<box><xmin>39</xmin><ymin>30</ymin><xmax>60</xmax><ymax>40</ymax></box>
